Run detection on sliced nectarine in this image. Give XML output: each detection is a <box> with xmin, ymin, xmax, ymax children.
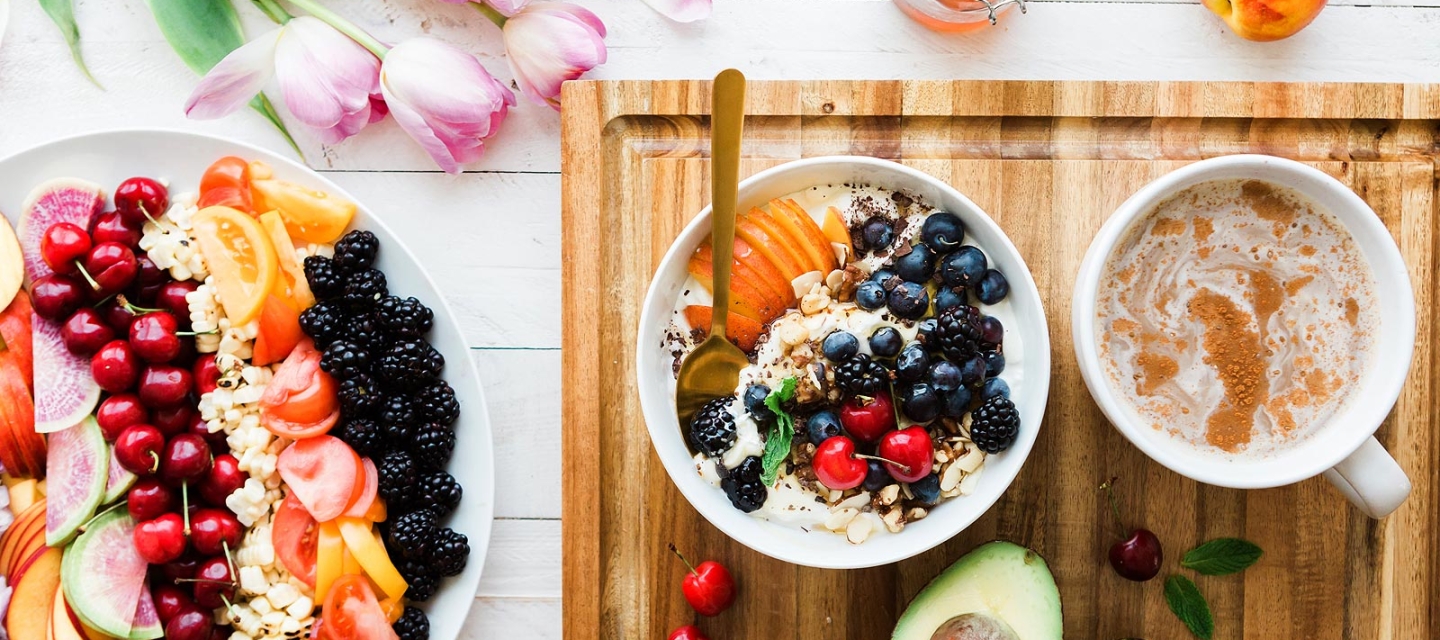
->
<box><xmin>821</xmin><ymin>206</ymin><xmax>855</xmax><ymax>258</ymax></box>
<box><xmin>6</xmin><ymin>547</ymin><xmax>61</xmax><ymax>640</ymax></box>
<box><xmin>682</xmin><ymin>305</ymin><xmax>764</xmax><ymax>353</ymax></box>
<box><xmin>732</xmin><ymin>236</ymin><xmax>797</xmax><ymax>306</ymax></box>
<box><xmin>735</xmin><ymin>210</ymin><xmax>808</xmax><ymax>280</ymax></box>
<box><xmin>688</xmin><ymin>243</ymin><xmax>784</xmax><ymax>322</ymax></box>
<box><xmin>743</xmin><ymin>209</ymin><xmax>820</xmax><ymax>278</ymax></box>
<box><xmin>51</xmin><ymin>585</ymin><xmax>86</xmax><ymax>640</ymax></box>
<box><xmin>775</xmin><ymin>199</ymin><xmax>839</xmax><ymax>272</ymax></box>
<box><xmin>0</xmin><ymin>499</ymin><xmax>43</xmax><ymax>579</ymax></box>
<box><xmin>760</xmin><ymin>200</ymin><xmax>833</xmax><ymax>274</ymax></box>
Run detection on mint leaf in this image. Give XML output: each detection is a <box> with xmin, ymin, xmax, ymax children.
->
<box><xmin>759</xmin><ymin>377</ymin><xmax>797</xmax><ymax>485</ymax></box>
<box><xmin>1164</xmin><ymin>575</ymin><xmax>1214</xmax><ymax>640</ymax></box>
<box><xmin>1182</xmin><ymin>538</ymin><xmax>1263</xmax><ymax>576</ymax></box>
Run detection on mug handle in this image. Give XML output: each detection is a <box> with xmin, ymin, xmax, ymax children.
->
<box><xmin>1322</xmin><ymin>436</ymin><xmax>1411</xmax><ymax>519</ymax></box>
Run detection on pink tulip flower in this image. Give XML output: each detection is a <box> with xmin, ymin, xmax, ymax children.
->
<box><xmin>185</xmin><ymin>17</ymin><xmax>384</xmax><ymax>144</ymax></box>
<box><xmin>641</xmin><ymin>0</ymin><xmax>711</xmax><ymax>22</ymax></box>
<box><xmin>380</xmin><ymin>37</ymin><xmax>516</xmax><ymax>173</ymax></box>
<box><xmin>501</xmin><ymin>2</ymin><xmax>607</xmax><ymax>110</ymax></box>
<box><xmin>438</xmin><ymin>0</ymin><xmax>531</xmax><ymax>16</ymax></box>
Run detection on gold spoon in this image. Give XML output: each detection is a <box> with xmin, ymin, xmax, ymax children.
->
<box><xmin>675</xmin><ymin>68</ymin><xmax>749</xmax><ymax>430</ymax></box>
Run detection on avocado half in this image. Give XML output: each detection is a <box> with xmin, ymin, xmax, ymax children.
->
<box><xmin>892</xmin><ymin>541</ymin><xmax>1063</xmax><ymax>640</ymax></box>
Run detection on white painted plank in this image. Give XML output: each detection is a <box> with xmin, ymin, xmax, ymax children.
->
<box><xmin>472</xmin><ymin>350</ymin><xmax>561</xmax><ymax>520</ymax></box>
<box><xmin>478</xmin><ymin>519</ymin><xmax>562</xmax><ymax>599</ymax></box>
<box><xmin>462</xmin><ymin>598</ymin><xmax>561</xmax><ymax>640</ymax></box>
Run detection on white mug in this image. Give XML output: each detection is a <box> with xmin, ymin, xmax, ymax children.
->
<box><xmin>1071</xmin><ymin>155</ymin><xmax>1414</xmax><ymax>518</ymax></box>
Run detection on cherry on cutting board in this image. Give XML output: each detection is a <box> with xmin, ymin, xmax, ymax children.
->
<box><xmin>667</xmin><ymin>626</ymin><xmax>709</xmax><ymax>640</ymax></box>
<box><xmin>669</xmin><ymin>544</ymin><xmax>735</xmax><ymax>617</ymax></box>
<box><xmin>1101</xmin><ymin>477</ymin><xmax>1162</xmax><ymax>582</ymax></box>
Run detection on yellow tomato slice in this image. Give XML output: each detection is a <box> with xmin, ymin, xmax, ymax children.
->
<box><xmin>316</xmin><ymin>521</ymin><xmax>344</xmax><ymax>602</ymax></box>
<box><xmin>192</xmin><ymin>206</ymin><xmax>279</xmax><ymax>325</ymax></box>
<box><xmin>259</xmin><ymin>210</ymin><xmax>316</xmax><ymax>308</ymax></box>
<box><xmin>251</xmin><ymin>179</ymin><xmax>356</xmax><ymax>244</ymax></box>
<box><xmin>336</xmin><ymin>517</ymin><xmax>407</xmax><ymax>601</ymax></box>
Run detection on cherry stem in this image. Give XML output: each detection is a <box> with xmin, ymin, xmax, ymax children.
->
<box><xmin>175</xmin><ymin>578</ymin><xmax>237</xmax><ymax>586</ymax></box>
<box><xmin>178</xmin><ymin>330</ymin><xmax>219</xmax><ymax>337</ymax></box>
<box><xmin>138</xmin><ymin>202</ymin><xmax>159</xmax><ymax>226</ymax></box>
<box><xmin>855</xmin><ymin>453</ymin><xmax>910</xmax><ymax>474</ymax></box>
<box><xmin>1099</xmin><ymin>476</ymin><xmax>1128</xmax><ymax>540</ymax></box>
<box><xmin>181</xmin><ymin>481</ymin><xmax>191</xmax><ymax>536</ymax></box>
<box><xmin>117</xmin><ymin>295</ymin><xmax>163</xmax><ymax>315</ymax></box>
<box><xmin>74</xmin><ymin>261</ymin><xmax>100</xmax><ymax>290</ymax></box>
<box><xmin>148</xmin><ymin>451</ymin><xmax>161</xmax><ymax>475</ymax></box>
<box><xmin>222</xmin><ymin>540</ymin><xmax>238</xmax><ymax>585</ymax></box>
<box><xmin>668</xmin><ymin>543</ymin><xmax>698</xmax><ymax>577</ymax></box>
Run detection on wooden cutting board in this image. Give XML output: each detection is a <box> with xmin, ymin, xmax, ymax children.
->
<box><xmin>559</xmin><ymin>80</ymin><xmax>1439</xmax><ymax>640</ymax></box>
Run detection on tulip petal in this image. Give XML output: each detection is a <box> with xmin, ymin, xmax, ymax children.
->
<box><xmin>184</xmin><ymin>28</ymin><xmax>281</xmax><ymax>120</ymax></box>
<box><xmin>504</xmin><ymin>3</ymin><xmax>607</xmax><ymax>109</ymax></box>
<box><xmin>639</xmin><ymin>0</ymin><xmax>711</xmax><ymax>22</ymax></box>
<box><xmin>273</xmin><ymin>17</ymin><xmax>382</xmax><ymax>141</ymax></box>
<box><xmin>381</xmin><ymin>38</ymin><xmax>515</xmax><ymax>173</ymax></box>
<box><xmin>484</xmin><ymin>0</ymin><xmax>531</xmax><ymax>16</ymax></box>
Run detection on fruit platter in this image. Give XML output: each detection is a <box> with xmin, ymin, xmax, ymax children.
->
<box><xmin>0</xmin><ymin>131</ymin><xmax>493</xmax><ymax>640</ymax></box>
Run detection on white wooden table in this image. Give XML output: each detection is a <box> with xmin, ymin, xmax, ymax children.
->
<box><xmin>2</xmin><ymin>0</ymin><xmax>1438</xmax><ymax>637</ymax></box>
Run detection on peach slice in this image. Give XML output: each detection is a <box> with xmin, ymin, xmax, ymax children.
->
<box><xmin>731</xmin><ymin>236</ymin><xmax>797</xmax><ymax>306</ymax></box>
<box><xmin>736</xmin><ymin>209</ymin><xmax>808</xmax><ymax>280</ymax></box>
<box><xmin>682</xmin><ymin>305</ymin><xmax>764</xmax><ymax>353</ymax></box>
<box><xmin>689</xmin><ymin>243</ymin><xmax>785</xmax><ymax>322</ymax></box>
<box><xmin>763</xmin><ymin>199</ymin><xmax>836</xmax><ymax>274</ymax></box>
<box><xmin>821</xmin><ymin>206</ymin><xmax>855</xmax><ymax>258</ymax></box>
<box><xmin>6</xmin><ymin>547</ymin><xmax>61</xmax><ymax>640</ymax></box>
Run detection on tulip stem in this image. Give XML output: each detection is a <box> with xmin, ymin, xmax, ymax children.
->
<box><xmin>285</xmin><ymin>0</ymin><xmax>390</xmax><ymax>59</ymax></box>
<box><xmin>472</xmin><ymin>3</ymin><xmax>508</xmax><ymax>28</ymax></box>
<box><xmin>252</xmin><ymin>0</ymin><xmax>294</xmax><ymax>24</ymax></box>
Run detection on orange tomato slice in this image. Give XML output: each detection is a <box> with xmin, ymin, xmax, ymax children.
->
<box><xmin>273</xmin><ymin>495</ymin><xmax>319</xmax><ymax>588</ymax></box>
<box><xmin>199</xmin><ymin>157</ymin><xmax>253</xmax><ymax>213</ymax></box>
<box><xmin>251</xmin><ymin>179</ymin><xmax>356</xmax><ymax>244</ymax></box>
<box><xmin>253</xmin><ymin>294</ymin><xmax>303</xmax><ymax>367</ymax></box>
<box><xmin>258</xmin><ymin>211</ymin><xmax>315</xmax><ymax>309</ymax></box>
<box><xmin>319</xmin><ymin>575</ymin><xmax>397</xmax><ymax>640</ymax></box>
<box><xmin>260</xmin><ymin>339</ymin><xmax>340</xmax><ymax>438</ymax></box>
<box><xmin>192</xmin><ymin>206</ymin><xmax>279</xmax><ymax>325</ymax></box>
<box><xmin>341</xmin><ymin>459</ymin><xmax>378</xmax><ymax>520</ymax></box>
<box><xmin>277</xmin><ymin>436</ymin><xmax>361</xmax><ymax>522</ymax></box>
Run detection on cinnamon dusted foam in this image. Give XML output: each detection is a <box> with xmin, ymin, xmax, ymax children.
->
<box><xmin>1096</xmin><ymin>179</ymin><xmax>1377</xmax><ymax>457</ymax></box>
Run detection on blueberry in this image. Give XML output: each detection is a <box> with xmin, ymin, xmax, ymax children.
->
<box><xmin>822</xmin><ymin>331</ymin><xmax>860</xmax><ymax>362</ymax></box>
<box><xmin>982</xmin><ymin>377</ymin><xmax>1010</xmax><ymax>400</ymax></box>
<box><xmin>895</xmin><ymin>344</ymin><xmax>930</xmax><ymax>383</ymax></box>
<box><xmin>929</xmin><ymin>361</ymin><xmax>963</xmax><ymax>392</ymax></box>
<box><xmin>893</xmin><ymin>244</ymin><xmax>936</xmax><ymax>283</ymax></box>
<box><xmin>921</xmin><ymin>212</ymin><xmax>965</xmax><ymax>251</ymax></box>
<box><xmin>744</xmin><ymin>384</ymin><xmax>773</xmax><ymax>422</ymax></box>
<box><xmin>860</xmin><ymin>217</ymin><xmax>894</xmax><ymax>251</ymax></box>
<box><xmin>862</xmin><ymin>460</ymin><xmax>891</xmax><ymax>492</ymax></box>
<box><xmin>975</xmin><ymin>269</ymin><xmax>1010</xmax><ymax>304</ymax></box>
<box><xmin>856</xmin><ymin>281</ymin><xmax>886</xmax><ymax>310</ymax></box>
<box><xmin>960</xmin><ymin>355</ymin><xmax>987</xmax><ymax>385</ymax></box>
<box><xmin>915</xmin><ymin>318</ymin><xmax>938</xmax><ymax>349</ymax></box>
<box><xmin>984</xmin><ymin>351</ymin><xmax>1006</xmax><ymax>376</ymax></box>
<box><xmin>939</xmin><ymin>246</ymin><xmax>987</xmax><ymax>288</ymax></box>
<box><xmin>942</xmin><ymin>387</ymin><xmax>973</xmax><ymax>418</ymax></box>
<box><xmin>869</xmin><ymin>327</ymin><xmax>903</xmax><ymax>358</ymax></box>
<box><xmin>910</xmin><ymin>473</ymin><xmax>942</xmax><ymax>505</ymax></box>
<box><xmin>871</xmin><ymin>268</ymin><xmax>898</xmax><ymax>285</ymax></box>
<box><xmin>900</xmin><ymin>383</ymin><xmax>940</xmax><ymax>423</ymax></box>
<box><xmin>887</xmin><ymin>281</ymin><xmax>930</xmax><ymax>320</ymax></box>
<box><xmin>979</xmin><ymin>315</ymin><xmax>1004</xmax><ymax>346</ymax></box>
<box><xmin>934</xmin><ymin>287</ymin><xmax>964</xmax><ymax>313</ymax></box>
<box><xmin>807</xmin><ymin>410</ymin><xmax>843</xmax><ymax>446</ymax></box>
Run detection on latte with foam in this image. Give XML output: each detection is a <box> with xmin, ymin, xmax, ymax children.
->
<box><xmin>1095</xmin><ymin>179</ymin><xmax>1378</xmax><ymax>457</ymax></box>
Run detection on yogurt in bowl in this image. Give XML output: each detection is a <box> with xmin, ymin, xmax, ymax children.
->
<box><xmin>637</xmin><ymin>157</ymin><xmax>1051</xmax><ymax>569</ymax></box>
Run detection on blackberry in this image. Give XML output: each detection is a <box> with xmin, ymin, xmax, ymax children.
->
<box><xmin>970</xmin><ymin>394</ymin><xmax>1020</xmax><ymax>454</ymax></box>
<box><xmin>335</xmin><ymin>418</ymin><xmax>384</xmax><ymax>458</ymax></box>
<box><xmin>377</xmin><ymin>340</ymin><xmax>444</xmax><ymax>389</ymax></box>
<box><xmin>376</xmin><ymin>296</ymin><xmax>434</xmax><ymax>337</ymax></box>
<box><xmin>720</xmin><ymin>456</ymin><xmax>766</xmax><ymax>513</ymax></box>
<box><xmin>398</xmin><ymin>559</ymin><xmax>439</xmax><ymax>602</ymax></box>
<box><xmin>298</xmin><ymin>300</ymin><xmax>345</xmax><ymax>346</ymax></box>
<box><xmin>377</xmin><ymin>451</ymin><xmax>418</xmax><ymax>505</ymax></box>
<box><xmin>304</xmin><ymin>256</ymin><xmax>345</xmax><ymax>300</ymax></box>
<box><xmin>392</xmin><ymin>607</ymin><xmax>429</xmax><ymax>640</ymax></box>
<box><xmin>337</xmin><ymin>373</ymin><xmax>381</xmax><ymax>417</ymax></box>
<box><xmin>933</xmin><ymin>305</ymin><xmax>985</xmax><ymax>362</ymax></box>
<box><xmin>417</xmin><ymin>471</ymin><xmax>463</xmax><ymax>517</ymax></box>
<box><xmin>833</xmin><ymin>354</ymin><xmax>889</xmax><ymax>397</ymax></box>
<box><xmin>412</xmin><ymin>423</ymin><xmax>456</xmax><ymax>470</ymax></box>
<box><xmin>320</xmin><ymin>340</ymin><xmax>370</xmax><ymax>381</ymax></box>
<box><xmin>344</xmin><ymin>313</ymin><xmax>385</xmax><ymax>353</ymax></box>
<box><xmin>333</xmin><ymin>230</ymin><xmax>380</xmax><ymax>272</ymax></box>
<box><xmin>688</xmin><ymin>397</ymin><xmax>736</xmax><ymax>457</ymax></box>
<box><xmin>415</xmin><ymin>381</ymin><xmax>459</xmax><ymax>425</ymax></box>
<box><xmin>387</xmin><ymin>509</ymin><xmax>437</xmax><ymax>560</ymax></box>
<box><xmin>342</xmin><ymin>268</ymin><xmax>388</xmax><ymax>310</ymax></box>
<box><xmin>379</xmin><ymin>395</ymin><xmax>417</xmax><ymax>442</ymax></box>
<box><xmin>431</xmin><ymin>528</ymin><xmax>469</xmax><ymax>577</ymax></box>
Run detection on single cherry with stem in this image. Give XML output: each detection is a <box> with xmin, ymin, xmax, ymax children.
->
<box><xmin>1100</xmin><ymin>477</ymin><xmax>1163</xmax><ymax>582</ymax></box>
<box><xmin>877</xmin><ymin>426</ymin><xmax>935</xmax><ymax>483</ymax></box>
<box><xmin>40</xmin><ymin>222</ymin><xmax>91</xmax><ymax>275</ymax></box>
<box><xmin>668</xmin><ymin>543</ymin><xmax>735</xmax><ymax>617</ymax></box>
<box><xmin>114</xmin><ymin>424</ymin><xmax>164</xmax><ymax>476</ymax></box>
<box><xmin>30</xmin><ymin>274</ymin><xmax>85</xmax><ymax>321</ymax></box>
<box><xmin>667</xmin><ymin>626</ymin><xmax>710</xmax><ymax>640</ymax></box>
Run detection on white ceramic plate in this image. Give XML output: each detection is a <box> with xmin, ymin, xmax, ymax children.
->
<box><xmin>636</xmin><ymin>157</ymin><xmax>1052</xmax><ymax>569</ymax></box>
<box><xmin>0</xmin><ymin>129</ymin><xmax>494</xmax><ymax>639</ymax></box>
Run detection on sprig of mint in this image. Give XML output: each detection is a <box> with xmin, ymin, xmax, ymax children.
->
<box><xmin>1181</xmin><ymin>538</ymin><xmax>1263</xmax><ymax>576</ymax></box>
<box><xmin>759</xmin><ymin>377</ymin><xmax>797</xmax><ymax>485</ymax></box>
<box><xmin>1163</xmin><ymin>575</ymin><xmax>1214</xmax><ymax>640</ymax></box>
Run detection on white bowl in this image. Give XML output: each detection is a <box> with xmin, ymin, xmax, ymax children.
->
<box><xmin>0</xmin><ymin>129</ymin><xmax>494</xmax><ymax>639</ymax></box>
<box><xmin>636</xmin><ymin>157</ymin><xmax>1052</xmax><ymax>569</ymax></box>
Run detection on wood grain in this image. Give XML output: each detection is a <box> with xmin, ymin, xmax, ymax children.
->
<box><xmin>561</xmin><ymin>80</ymin><xmax>1440</xmax><ymax>639</ymax></box>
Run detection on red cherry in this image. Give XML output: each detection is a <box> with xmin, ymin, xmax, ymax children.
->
<box><xmin>98</xmin><ymin>298</ymin><xmax>139</xmax><ymax>335</ymax></box>
<box><xmin>667</xmin><ymin>626</ymin><xmax>710</xmax><ymax>640</ymax></box>
<box><xmin>138</xmin><ymin>364</ymin><xmax>192</xmax><ymax>408</ymax></box>
<box><xmin>92</xmin><ymin>340</ymin><xmax>141</xmax><ymax>393</ymax></box>
<box><xmin>877</xmin><ymin>426</ymin><xmax>934</xmax><ymax>483</ymax></box>
<box><xmin>127</xmin><ymin>477</ymin><xmax>177</xmax><ymax>521</ymax></box>
<box><xmin>162</xmin><ymin>606</ymin><xmax>213</xmax><ymax>640</ymax></box>
<box><xmin>115</xmin><ymin>424</ymin><xmax>164</xmax><ymax>476</ymax></box>
<box><xmin>134</xmin><ymin>513</ymin><xmax>187</xmax><ymax>564</ymax></box>
<box><xmin>192</xmin><ymin>555</ymin><xmax>236</xmax><ymax>609</ymax></box>
<box><xmin>160</xmin><ymin>433</ymin><xmax>212</xmax><ymax>484</ymax></box>
<box><xmin>151</xmin><ymin>405</ymin><xmax>194</xmax><ymax>438</ymax></box>
<box><xmin>152</xmin><ymin>583</ymin><xmax>195</xmax><ymax>626</ymax></box>
<box><xmin>190</xmin><ymin>414</ymin><xmax>227</xmax><ymax>455</ymax></box>
<box><xmin>90</xmin><ymin>211</ymin><xmax>143</xmax><ymax>248</ymax></box>
<box><xmin>30</xmin><ymin>274</ymin><xmax>85</xmax><ymax>320</ymax></box>
<box><xmin>158</xmin><ymin>553</ymin><xmax>200</xmax><ymax>582</ymax></box>
<box><xmin>812</xmin><ymin>436</ymin><xmax>869</xmax><ymax>491</ymax></box>
<box><xmin>190</xmin><ymin>509</ymin><xmax>242</xmax><ymax>556</ymax></box>
<box><xmin>198</xmin><ymin>453</ymin><xmax>244</xmax><ymax>506</ymax></box>
<box><xmin>839</xmin><ymin>391</ymin><xmax>896</xmax><ymax>443</ymax></box>
<box><xmin>130</xmin><ymin>312</ymin><xmax>182</xmax><ymax>363</ymax></box>
<box><xmin>193</xmin><ymin>355</ymin><xmax>221</xmax><ymax>396</ymax></box>
<box><xmin>155</xmin><ymin>281</ymin><xmax>197</xmax><ymax>328</ymax></box>
<box><xmin>114</xmin><ymin>177</ymin><xmax>169</xmax><ymax>226</ymax></box>
<box><xmin>130</xmin><ymin>255</ymin><xmax>168</xmax><ymax>302</ymax></box>
<box><xmin>60</xmin><ymin>308</ymin><xmax>115</xmax><ymax>356</ymax></box>
<box><xmin>40</xmin><ymin>222</ymin><xmax>91</xmax><ymax>275</ymax></box>
<box><xmin>81</xmin><ymin>242</ymin><xmax>138</xmax><ymax>298</ymax></box>
<box><xmin>96</xmin><ymin>394</ymin><xmax>148</xmax><ymax>441</ymax></box>
<box><xmin>670</xmin><ymin>545</ymin><xmax>735</xmax><ymax>617</ymax></box>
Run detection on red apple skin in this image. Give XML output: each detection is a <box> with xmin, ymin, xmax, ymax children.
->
<box><xmin>1201</xmin><ymin>0</ymin><xmax>1327</xmax><ymax>42</ymax></box>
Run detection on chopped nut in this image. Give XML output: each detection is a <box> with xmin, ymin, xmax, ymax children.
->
<box><xmin>959</xmin><ymin>467</ymin><xmax>982</xmax><ymax>495</ymax></box>
<box><xmin>778</xmin><ymin>320</ymin><xmax>809</xmax><ymax>346</ymax></box>
<box><xmin>846</xmin><ymin>516</ymin><xmax>873</xmax><ymax>543</ymax></box>
<box><xmin>800</xmin><ymin>292</ymin><xmax>831</xmax><ymax>315</ymax></box>
<box><xmin>882</xmin><ymin>507</ymin><xmax>905</xmax><ymax>533</ymax></box>
<box><xmin>906</xmin><ymin>507</ymin><xmax>928</xmax><ymax>521</ymax></box>
<box><xmin>878</xmin><ymin>484</ymin><xmax>900</xmax><ymax>506</ymax></box>
<box><xmin>824</xmin><ymin>269</ymin><xmax>845</xmax><ymax>292</ymax></box>
<box><xmin>825</xmin><ymin>508</ymin><xmax>860</xmax><ymax>531</ymax></box>
<box><xmin>940</xmin><ymin>463</ymin><xmax>964</xmax><ymax>492</ymax></box>
<box><xmin>941</xmin><ymin>487</ymin><xmax>962</xmax><ymax>499</ymax></box>
<box><xmin>836</xmin><ymin>492</ymin><xmax>871</xmax><ymax>510</ymax></box>
<box><xmin>828</xmin><ymin>489</ymin><xmax>844</xmax><ymax>503</ymax></box>
<box><xmin>933</xmin><ymin>449</ymin><xmax>949</xmax><ymax>465</ymax></box>
<box><xmin>959</xmin><ymin>412</ymin><xmax>973</xmax><ymax>438</ymax></box>
<box><xmin>955</xmin><ymin>446</ymin><xmax>985</xmax><ymax>473</ymax></box>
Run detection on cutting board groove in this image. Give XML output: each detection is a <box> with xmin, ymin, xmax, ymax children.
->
<box><xmin>561</xmin><ymin>80</ymin><xmax>1440</xmax><ymax>640</ymax></box>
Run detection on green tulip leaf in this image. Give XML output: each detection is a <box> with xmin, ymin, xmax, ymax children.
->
<box><xmin>38</xmin><ymin>0</ymin><xmax>101</xmax><ymax>88</ymax></box>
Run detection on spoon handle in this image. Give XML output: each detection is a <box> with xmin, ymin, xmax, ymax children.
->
<box><xmin>708</xmin><ymin>69</ymin><xmax>746</xmax><ymax>339</ymax></box>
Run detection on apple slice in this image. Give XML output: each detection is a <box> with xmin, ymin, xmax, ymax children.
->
<box><xmin>682</xmin><ymin>305</ymin><xmax>765</xmax><ymax>353</ymax></box>
<box><xmin>0</xmin><ymin>499</ymin><xmax>45</xmax><ymax>579</ymax></box>
<box><xmin>773</xmin><ymin>199</ymin><xmax>839</xmax><ymax>272</ymax></box>
<box><xmin>0</xmin><ymin>369</ymin><xmax>42</xmax><ymax>477</ymax></box>
<box><xmin>5</xmin><ymin>547</ymin><xmax>62</xmax><ymax>640</ymax></box>
<box><xmin>0</xmin><ymin>213</ymin><xmax>25</xmax><ymax>312</ymax></box>
<box><xmin>51</xmin><ymin>585</ymin><xmax>86</xmax><ymax>640</ymax></box>
<box><xmin>0</xmin><ymin>291</ymin><xmax>33</xmax><ymax>392</ymax></box>
<box><xmin>735</xmin><ymin>209</ymin><xmax>808</xmax><ymax>280</ymax></box>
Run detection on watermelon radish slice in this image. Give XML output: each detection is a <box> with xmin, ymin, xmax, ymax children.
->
<box><xmin>33</xmin><ymin>312</ymin><xmax>100</xmax><ymax>433</ymax></box>
<box><xmin>45</xmin><ymin>417</ymin><xmax>108</xmax><ymax>546</ymax></box>
<box><xmin>61</xmin><ymin>509</ymin><xmax>148</xmax><ymax>639</ymax></box>
<box><xmin>102</xmin><ymin>446</ymin><xmax>137</xmax><ymax>505</ymax></box>
<box><xmin>125</xmin><ymin>584</ymin><xmax>161</xmax><ymax>640</ymax></box>
<box><xmin>16</xmin><ymin>178</ymin><xmax>105</xmax><ymax>283</ymax></box>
